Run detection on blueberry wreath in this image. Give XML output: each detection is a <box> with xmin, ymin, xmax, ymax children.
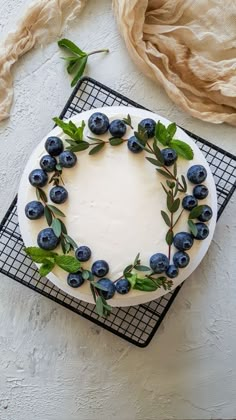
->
<box><xmin>25</xmin><ymin>112</ymin><xmax>212</xmax><ymax>317</ymax></box>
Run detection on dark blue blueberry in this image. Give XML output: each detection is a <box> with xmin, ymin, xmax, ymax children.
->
<box><xmin>139</xmin><ymin>118</ymin><xmax>156</xmax><ymax>138</ymax></box>
<box><xmin>109</xmin><ymin>119</ymin><xmax>126</xmax><ymax>138</ymax></box>
<box><xmin>115</xmin><ymin>278</ymin><xmax>131</xmax><ymax>295</ymax></box>
<box><xmin>193</xmin><ymin>184</ymin><xmax>209</xmax><ymax>200</ymax></box>
<box><xmin>37</xmin><ymin>228</ymin><xmax>59</xmax><ymax>250</ymax></box>
<box><xmin>25</xmin><ymin>201</ymin><xmax>44</xmax><ymax>220</ymax></box>
<box><xmin>92</xmin><ymin>260</ymin><xmax>109</xmax><ymax>277</ymax></box>
<box><xmin>97</xmin><ymin>278</ymin><xmax>115</xmax><ymax>300</ymax></box>
<box><xmin>187</xmin><ymin>165</ymin><xmax>207</xmax><ymax>184</ymax></box>
<box><xmin>173</xmin><ymin>251</ymin><xmax>190</xmax><ymax>268</ymax></box>
<box><xmin>195</xmin><ymin>222</ymin><xmax>209</xmax><ymax>240</ymax></box>
<box><xmin>149</xmin><ymin>253</ymin><xmax>169</xmax><ymax>274</ymax></box>
<box><xmin>197</xmin><ymin>205</ymin><xmax>213</xmax><ymax>222</ymax></box>
<box><xmin>40</xmin><ymin>155</ymin><xmax>57</xmax><ymax>172</ymax></box>
<box><xmin>59</xmin><ymin>151</ymin><xmax>77</xmax><ymax>168</ymax></box>
<box><xmin>67</xmin><ymin>272</ymin><xmax>84</xmax><ymax>288</ymax></box>
<box><xmin>161</xmin><ymin>148</ymin><xmax>177</xmax><ymax>167</ymax></box>
<box><xmin>29</xmin><ymin>169</ymin><xmax>48</xmax><ymax>187</ymax></box>
<box><xmin>45</xmin><ymin>136</ymin><xmax>64</xmax><ymax>156</ymax></box>
<box><xmin>49</xmin><ymin>186</ymin><xmax>68</xmax><ymax>204</ymax></box>
<box><xmin>127</xmin><ymin>135</ymin><xmax>143</xmax><ymax>154</ymax></box>
<box><xmin>182</xmin><ymin>195</ymin><xmax>198</xmax><ymax>211</ymax></box>
<box><xmin>88</xmin><ymin>112</ymin><xmax>109</xmax><ymax>135</ymax></box>
<box><xmin>173</xmin><ymin>232</ymin><xmax>194</xmax><ymax>251</ymax></box>
<box><xmin>166</xmin><ymin>265</ymin><xmax>179</xmax><ymax>279</ymax></box>
<box><xmin>75</xmin><ymin>246</ymin><xmax>91</xmax><ymax>262</ymax></box>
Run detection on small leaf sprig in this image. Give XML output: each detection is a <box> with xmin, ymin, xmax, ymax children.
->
<box><xmin>187</xmin><ymin>205</ymin><xmax>205</xmax><ymax>237</ymax></box>
<box><xmin>155</xmin><ymin>121</ymin><xmax>194</xmax><ymax>160</ymax></box>
<box><xmin>35</xmin><ymin>187</ymin><xmax>77</xmax><ymax>254</ymax></box>
<box><xmin>24</xmin><ymin>247</ymin><xmax>81</xmax><ymax>277</ymax></box>
<box><xmin>122</xmin><ymin>114</ymin><xmax>133</xmax><ymax>129</ymax></box>
<box><xmin>58</xmin><ymin>38</ymin><xmax>109</xmax><ymax>87</ymax></box>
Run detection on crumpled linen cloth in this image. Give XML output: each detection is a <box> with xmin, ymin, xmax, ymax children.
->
<box><xmin>1</xmin><ymin>0</ymin><xmax>236</xmax><ymax>126</ymax></box>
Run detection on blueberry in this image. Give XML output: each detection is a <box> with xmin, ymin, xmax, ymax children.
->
<box><xmin>187</xmin><ymin>165</ymin><xmax>207</xmax><ymax>184</ymax></box>
<box><xmin>166</xmin><ymin>265</ymin><xmax>179</xmax><ymax>278</ymax></box>
<box><xmin>161</xmin><ymin>148</ymin><xmax>178</xmax><ymax>167</ymax></box>
<box><xmin>37</xmin><ymin>228</ymin><xmax>59</xmax><ymax>250</ymax></box>
<box><xmin>182</xmin><ymin>195</ymin><xmax>198</xmax><ymax>211</ymax></box>
<box><xmin>40</xmin><ymin>155</ymin><xmax>57</xmax><ymax>172</ymax></box>
<box><xmin>67</xmin><ymin>272</ymin><xmax>84</xmax><ymax>288</ymax></box>
<box><xmin>59</xmin><ymin>151</ymin><xmax>77</xmax><ymax>168</ymax></box>
<box><xmin>97</xmin><ymin>278</ymin><xmax>115</xmax><ymax>300</ymax></box>
<box><xmin>25</xmin><ymin>201</ymin><xmax>44</xmax><ymax>220</ymax></box>
<box><xmin>29</xmin><ymin>169</ymin><xmax>48</xmax><ymax>187</ymax></box>
<box><xmin>198</xmin><ymin>205</ymin><xmax>213</xmax><ymax>222</ymax></box>
<box><xmin>91</xmin><ymin>260</ymin><xmax>109</xmax><ymax>277</ymax></box>
<box><xmin>193</xmin><ymin>184</ymin><xmax>209</xmax><ymax>200</ymax></box>
<box><xmin>173</xmin><ymin>232</ymin><xmax>194</xmax><ymax>251</ymax></box>
<box><xmin>149</xmin><ymin>253</ymin><xmax>169</xmax><ymax>274</ymax></box>
<box><xmin>109</xmin><ymin>119</ymin><xmax>126</xmax><ymax>138</ymax></box>
<box><xmin>50</xmin><ymin>186</ymin><xmax>68</xmax><ymax>204</ymax></box>
<box><xmin>75</xmin><ymin>246</ymin><xmax>91</xmax><ymax>262</ymax></box>
<box><xmin>173</xmin><ymin>251</ymin><xmax>190</xmax><ymax>268</ymax></box>
<box><xmin>45</xmin><ymin>136</ymin><xmax>64</xmax><ymax>156</ymax></box>
<box><xmin>115</xmin><ymin>278</ymin><xmax>131</xmax><ymax>294</ymax></box>
<box><xmin>195</xmin><ymin>222</ymin><xmax>209</xmax><ymax>240</ymax></box>
<box><xmin>139</xmin><ymin>118</ymin><xmax>156</xmax><ymax>138</ymax></box>
<box><xmin>127</xmin><ymin>136</ymin><xmax>143</xmax><ymax>154</ymax></box>
<box><xmin>88</xmin><ymin>112</ymin><xmax>109</xmax><ymax>135</ymax></box>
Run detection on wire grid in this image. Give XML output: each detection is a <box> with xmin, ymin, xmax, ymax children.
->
<box><xmin>0</xmin><ymin>77</ymin><xmax>236</xmax><ymax>347</ymax></box>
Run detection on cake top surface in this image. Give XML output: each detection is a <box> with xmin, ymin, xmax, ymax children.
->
<box><xmin>18</xmin><ymin>106</ymin><xmax>217</xmax><ymax>308</ymax></box>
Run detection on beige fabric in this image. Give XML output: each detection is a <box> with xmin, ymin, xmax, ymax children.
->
<box><xmin>1</xmin><ymin>0</ymin><xmax>236</xmax><ymax>125</ymax></box>
<box><xmin>0</xmin><ymin>0</ymin><xmax>86</xmax><ymax>121</ymax></box>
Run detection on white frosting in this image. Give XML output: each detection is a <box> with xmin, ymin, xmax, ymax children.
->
<box><xmin>18</xmin><ymin>107</ymin><xmax>217</xmax><ymax>307</ymax></box>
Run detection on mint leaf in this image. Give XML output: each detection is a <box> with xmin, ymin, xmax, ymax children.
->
<box><xmin>24</xmin><ymin>247</ymin><xmax>57</xmax><ymax>263</ymax></box>
<box><xmin>188</xmin><ymin>220</ymin><xmax>198</xmax><ymax>236</ymax></box>
<box><xmin>96</xmin><ymin>296</ymin><xmax>104</xmax><ymax>317</ymax></box>
<box><xmin>134</xmin><ymin>277</ymin><xmax>157</xmax><ymax>292</ymax></box>
<box><xmin>55</xmin><ymin>255</ymin><xmax>81</xmax><ymax>273</ymax></box>
<box><xmin>58</xmin><ymin>39</ymin><xmax>87</xmax><ymax>57</ymax></box>
<box><xmin>126</xmin><ymin>273</ymin><xmax>137</xmax><ymax>288</ymax></box>
<box><xmin>74</xmin><ymin>120</ymin><xmax>85</xmax><ymax>142</ymax></box>
<box><xmin>71</xmin><ymin>56</ymin><xmax>88</xmax><ymax>87</ymax></box>
<box><xmin>170</xmin><ymin>139</ymin><xmax>194</xmax><ymax>160</ymax></box>
<box><xmin>155</xmin><ymin>121</ymin><xmax>169</xmax><ymax>146</ymax></box>
<box><xmin>167</xmin><ymin>122</ymin><xmax>176</xmax><ymax>139</ymax></box>
<box><xmin>188</xmin><ymin>205</ymin><xmax>205</xmax><ymax>219</ymax></box>
<box><xmin>39</xmin><ymin>259</ymin><xmax>55</xmax><ymax>276</ymax></box>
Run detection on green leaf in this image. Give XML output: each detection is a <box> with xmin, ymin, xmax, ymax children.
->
<box><xmin>89</xmin><ymin>143</ymin><xmax>105</xmax><ymax>155</ymax></box>
<box><xmin>74</xmin><ymin>120</ymin><xmax>85</xmax><ymax>142</ymax></box>
<box><xmin>134</xmin><ymin>253</ymin><xmax>141</xmax><ymax>266</ymax></box>
<box><xmin>87</xmin><ymin>136</ymin><xmax>104</xmax><ymax>143</ymax></box>
<box><xmin>71</xmin><ymin>56</ymin><xmax>88</xmax><ymax>87</ymax></box>
<box><xmin>167</xmin><ymin>122</ymin><xmax>177</xmax><ymax>139</ymax></box>
<box><xmin>134</xmin><ymin>277</ymin><xmax>157</xmax><ymax>292</ymax></box>
<box><xmin>90</xmin><ymin>283</ymin><xmax>96</xmax><ymax>303</ymax></box>
<box><xmin>65</xmin><ymin>139</ymin><xmax>78</xmax><ymax>147</ymax></box>
<box><xmin>173</xmin><ymin>161</ymin><xmax>177</xmax><ymax>178</ymax></box>
<box><xmin>135</xmin><ymin>265</ymin><xmax>151</xmax><ymax>272</ymax></box>
<box><xmin>188</xmin><ymin>205</ymin><xmax>205</xmax><ymax>219</ymax></box>
<box><xmin>95</xmin><ymin>296</ymin><xmax>104</xmax><ymax>317</ymax></box>
<box><xmin>166</xmin><ymin>229</ymin><xmax>174</xmax><ymax>245</ymax></box>
<box><xmin>67</xmin><ymin>141</ymin><xmax>89</xmax><ymax>152</ymax></box>
<box><xmin>161</xmin><ymin>210</ymin><xmax>171</xmax><ymax>227</ymax></box>
<box><xmin>188</xmin><ymin>220</ymin><xmax>198</xmax><ymax>237</ymax></box>
<box><xmin>53</xmin><ymin>117</ymin><xmax>74</xmax><ymax>137</ymax></box>
<box><xmin>146</xmin><ymin>157</ymin><xmax>163</xmax><ymax>167</ymax></box>
<box><xmin>170</xmin><ymin>198</ymin><xmax>180</xmax><ymax>213</ymax></box>
<box><xmin>155</xmin><ymin>121</ymin><xmax>169</xmax><ymax>146</ymax></box>
<box><xmin>82</xmin><ymin>270</ymin><xmax>94</xmax><ymax>281</ymax></box>
<box><xmin>123</xmin><ymin>114</ymin><xmax>133</xmax><ymax>129</ymax></box>
<box><xmin>55</xmin><ymin>255</ymin><xmax>81</xmax><ymax>273</ymax></box>
<box><xmin>24</xmin><ymin>247</ymin><xmax>57</xmax><ymax>263</ymax></box>
<box><xmin>44</xmin><ymin>206</ymin><xmax>53</xmax><ymax>226</ymax></box>
<box><xmin>63</xmin><ymin>234</ymin><xmax>78</xmax><ymax>250</ymax></box>
<box><xmin>166</xmin><ymin>180</ymin><xmax>175</xmax><ymax>189</ymax></box>
<box><xmin>47</xmin><ymin>205</ymin><xmax>66</xmax><ymax>218</ymax></box>
<box><xmin>156</xmin><ymin>168</ymin><xmax>174</xmax><ymax>179</ymax></box>
<box><xmin>39</xmin><ymin>259</ymin><xmax>55</xmax><ymax>276</ymax></box>
<box><xmin>153</xmin><ymin>144</ymin><xmax>164</xmax><ymax>164</ymax></box>
<box><xmin>170</xmin><ymin>139</ymin><xmax>194</xmax><ymax>160</ymax></box>
<box><xmin>181</xmin><ymin>175</ymin><xmax>187</xmax><ymax>192</ymax></box>
<box><xmin>109</xmin><ymin>137</ymin><xmax>124</xmax><ymax>146</ymax></box>
<box><xmin>56</xmin><ymin>164</ymin><xmax>62</xmax><ymax>171</ymax></box>
<box><xmin>52</xmin><ymin>218</ymin><xmax>62</xmax><ymax>238</ymax></box>
<box><xmin>167</xmin><ymin>192</ymin><xmax>173</xmax><ymax>212</ymax></box>
<box><xmin>67</xmin><ymin>59</ymin><xmax>80</xmax><ymax>75</ymax></box>
<box><xmin>127</xmin><ymin>273</ymin><xmax>137</xmax><ymax>289</ymax></box>
<box><xmin>91</xmin><ymin>281</ymin><xmax>108</xmax><ymax>292</ymax></box>
<box><xmin>123</xmin><ymin>264</ymin><xmax>133</xmax><ymax>277</ymax></box>
<box><xmin>58</xmin><ymin>38</ymin><xmax>87</xmax><ymax>57</ymax></box>
<box><xmin>161</xmin><ymin>183</ymin><xmax>169</xmax><ymax>195</ymax></box>
<box><xmin>36</xmin><ymin>187</ymin><xmax>47</xmax><ymax>203</ymax></box>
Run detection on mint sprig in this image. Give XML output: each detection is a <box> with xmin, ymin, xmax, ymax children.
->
<box><xmin>24</xmin><ymin>247</ymin><xmax>81</xmax><ymax>275</ymax></box>
<box><xmin>155</xmin><ymin>121</ymin><xmax>193</xmax><ymax>160</ymax></box>
<box><xmin>58</xmin><ymin>38</ymin><xmax>109</xmax><ymax>87</ymax></box>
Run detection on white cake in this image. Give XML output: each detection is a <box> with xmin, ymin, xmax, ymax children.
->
<box><xmin>18</xmin><ymin>107</ymin><xmax>217</xmax><ymax>307</ymax></box>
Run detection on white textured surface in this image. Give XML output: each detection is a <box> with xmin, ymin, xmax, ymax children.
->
<box><xmin>0</xmin><ymin>0</ymin><xmax>236</xmax><ymax>419</ymax></box>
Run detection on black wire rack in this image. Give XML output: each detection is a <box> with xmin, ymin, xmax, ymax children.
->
<box><xmin>0</xmin><ymin>77</ymin><xmax>236</xmax><ymax>347</ymax></box>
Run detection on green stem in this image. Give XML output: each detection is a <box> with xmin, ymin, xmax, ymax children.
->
<box><xmin>87</xmin><ymin>49</ymin><xmax>109</xmax><ymax>56</ymax></box>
